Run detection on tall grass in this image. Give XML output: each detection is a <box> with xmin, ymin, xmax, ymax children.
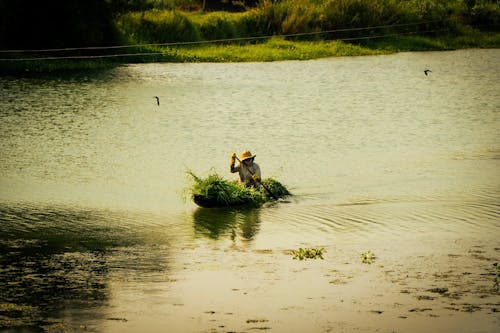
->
<box><xmin>116</xmin><ymin>9</ymin><xmax>201</xmax><ymax>43</ymax></box>
<box><xmin>190</xmin><ymin>12</ymin><xmax>241</xmax><ymax>40</ymax></box>
<box><xmin>115</xmin><ymin>0</ymin><xmax>500</xmax><ymax>45</ymax></box>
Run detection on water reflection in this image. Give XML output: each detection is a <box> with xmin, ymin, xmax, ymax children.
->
<box><xmin>192</xmin><ymin>207</ymin><xmax>261</xmax><ymax>241</ymax></box>
<box><xmin>0</xmin><ymin>204</ymin><xmax>173</xmax><ymax>331</ymax></box>
<box><xmin>0</xmin><ymin>240</ymin><xmax>109</xmax><ymax>329</ymax></box>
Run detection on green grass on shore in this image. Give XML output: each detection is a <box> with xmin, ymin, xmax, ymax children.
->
<box><xmin>1</xmin><ymin>32</ymin><xmax>499</xmax><ymax>74</ymax></box>
<box><xmin>138</xmin><ymin>31</ymin><xmax>500</xmax><ymax>63</ymax></box>
<box><xmin>162</xmin><ymin>38</ymin><xmax>383</xmax><ymax>62</ymax></box>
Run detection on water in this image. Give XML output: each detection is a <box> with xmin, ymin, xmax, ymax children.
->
<box><xmin>1</xmin><ymin>49</ymin><xmax>499</xmax><ymax>332</ymax></box>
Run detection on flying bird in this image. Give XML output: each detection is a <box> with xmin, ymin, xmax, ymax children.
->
<box><xmin>154</xmin><ymin>96</ymin><xmax>160</xmax><ymax>106</ymax></box>
<box><xmin>424</xmin><ymin>69</ymin><xmax>432</xmax><ymax>76</ymax></box>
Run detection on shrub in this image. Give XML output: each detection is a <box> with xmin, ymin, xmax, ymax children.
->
<box><xmin>117</xmin><ymin>10</ymin><xmax>201</xmax><ymax>43</ymax></box>
<box><xmin>196</xmin><ymin>12</ymin><xmax>239</xmax><ymax>40</ymax></box>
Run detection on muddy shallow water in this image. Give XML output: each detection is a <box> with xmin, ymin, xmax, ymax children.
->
<box><xmin>1</xmin><ymin>49</ymin><xmax>499</xmax><ymax>332</ymax></box>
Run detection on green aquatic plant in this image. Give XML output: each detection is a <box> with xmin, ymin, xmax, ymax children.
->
<box><xmin>292</xmin><ymin>247</ymin><xmax>324</xmax><ymax>260</ymax></box>
<box><xmin>361</xmin><ymin>250</ymin><xmax>376</xmax><ymax>264</ymax></box>
<box><xmin>186</xmin><ymin>170</ymin><xmax>290</xmax><ymax>207</ymax></box>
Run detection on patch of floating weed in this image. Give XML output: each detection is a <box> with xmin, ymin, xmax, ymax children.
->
<box><xmin>361</xmin><ymin>250</ymin><xmax>376</xmax><ymax>264</ymax></box>
<box><xmin>292</xmin><ymin>247</ymin><xmax>324</xmax><ymax>260</ymax></box>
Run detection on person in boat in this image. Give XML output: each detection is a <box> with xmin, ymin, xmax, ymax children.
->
<box><xmin>230</xmin><ymin>150</ymin><xmax>261</xmax><ymax>188</ymax></box>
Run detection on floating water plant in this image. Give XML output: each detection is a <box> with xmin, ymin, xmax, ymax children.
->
<box><xmin>186</xmin><ymin>170</ymin><xmax>290</xmax><ymax>208</ymax></box>
<box><xmin>361</xmin><ymin>251</ymin><xmax>376</xmax><ymax>264</ymax></box>
<box><xmin>292</xmin><ymin>247</ymin><xmax>324</xmax><ymax>260</ymax></box>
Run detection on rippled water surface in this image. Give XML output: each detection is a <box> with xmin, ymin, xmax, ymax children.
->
<box><xmin>1</xmin><ymin>49</ymin><xmax>499</xmax><ymax>332</ymax></box>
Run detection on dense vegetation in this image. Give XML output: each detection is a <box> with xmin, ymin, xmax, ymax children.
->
<box><xmin>0</xmin><ymin>0</ymin><xmax>498</xmax><ymax>73</ymax></box>
<box><xmin>116</xmin><ymin>0</ymin><xmax>500</xmax><ymax>45</ymax></box>
<box><xmin>0</xmin><ymin>0</ymin><xmax>116</xmax><ymax>49</ymax></box>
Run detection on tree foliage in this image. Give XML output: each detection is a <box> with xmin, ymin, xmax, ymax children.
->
<box><xmin>0</xmin><ymin>0</ymin><xmax>119</xmax><ymax>49</ymax></box>
<box><xmin>0</xmin><ymin>0</ymin><xmax>498</xmax><ymax>50</ymax></box>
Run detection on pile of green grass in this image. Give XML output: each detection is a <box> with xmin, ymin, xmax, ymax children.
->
<box><xmin>260</xmin><ymin>177</ymin><xmax>291</xmax><ymax>198</ymax></box>
<box><xmin>187</xmin><ymin>171</ymin><xmax>290</xmax><ymax>207</ymax></box>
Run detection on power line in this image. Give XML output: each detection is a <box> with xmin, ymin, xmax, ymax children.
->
<box><xmin>0</xmin><ymin>24</ymin><xmax>449</xmax><ymax>62</ymax></box>
<box><xmin>0</xmin><ymin>20</ymin><xmax>444</xmax><ymax>54</ymax></box>
<box><xmin>0</xmin><ymin>52</ymin><xmax>165</xmax><ymax>61</ymax></box>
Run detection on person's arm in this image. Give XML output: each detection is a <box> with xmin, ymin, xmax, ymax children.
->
<box><xmin>230</xmin><ymin>152</ymin><xmax>239</xmax><ymax>173</ymax></box>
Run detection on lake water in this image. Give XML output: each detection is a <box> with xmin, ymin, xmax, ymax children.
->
<box><xmin>1</xmin><ymin>49</ymin><xmax>499</xmax><ymax>332</ymax></box>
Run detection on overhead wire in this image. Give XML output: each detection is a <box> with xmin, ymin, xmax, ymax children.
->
<box><xmin>0</xmin><ymin>20</ymin><xmax>444</xmax><ymax>54</ymax></box>
<box><xmin>0</xmin><ymin>20</ymin><xmax>449</xmax><ymax>61</ymax></box>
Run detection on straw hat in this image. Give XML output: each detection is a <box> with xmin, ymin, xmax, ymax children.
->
<box><xmin>240</xmin><ymin>150</ymin><xmax>256</xmax><ymax>161</ymax></box>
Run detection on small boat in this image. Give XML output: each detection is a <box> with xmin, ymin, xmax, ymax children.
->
<box><xmin>193</xmin><ymin>194</ymin><xmax>253</xmax><ymax>208</ymax></box>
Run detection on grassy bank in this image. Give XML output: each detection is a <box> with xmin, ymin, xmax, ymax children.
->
<box><xmin>1</xmin><ymin>32</ymin><xmax>499</xmax><ymax>74</ymax></box>
<box><xmin>1</xmin><ymin>0</ymin><xmax>499</xmax><ymax>73</ymax></box>
<box><xmin>146</xmin><ymin>32</ymin><xmax>500</xmax><ymax>63</ymax></box>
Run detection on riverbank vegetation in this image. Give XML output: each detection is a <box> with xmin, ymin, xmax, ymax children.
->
<box><xmin>1</xmin><ymin>0</ymin><xmax>499</xmax><ymax>73</ymax></box>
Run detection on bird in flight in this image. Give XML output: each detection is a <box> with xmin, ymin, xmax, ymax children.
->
<box><xmin>154</xmin><ymin>96</ymin><xmax>160</xmax><ymax>106</ymax></box>
<box><xmin>424</xmin><ymin>69</ymin><xmax>432</xmax><ymax>76</ymax></box>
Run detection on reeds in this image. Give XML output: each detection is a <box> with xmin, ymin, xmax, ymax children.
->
<box><xmin>116</xmin><ymin>9</ymin><xmax>201</xmax><ymax>44</ymax></box>
<box><xmin>115</xmin><ymin>0</ymin><xmax>500</xmax><ymax>45</ymax></box>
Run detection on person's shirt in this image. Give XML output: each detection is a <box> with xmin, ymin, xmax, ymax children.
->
<box><xmin>231</xmin><ymin>162</ymin><xmax>261</xmax><ymax>187</ymax></box>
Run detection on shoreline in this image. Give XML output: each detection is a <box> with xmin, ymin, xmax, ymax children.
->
<box><xmin>32</xmin><ymin>224</ymin><xmax>498</xmax><ymax>333</ymax></box>
<box><xmin>1</xmin><ymin>32</ymin><xmax>499</xmax><ymax>75</ymax></box>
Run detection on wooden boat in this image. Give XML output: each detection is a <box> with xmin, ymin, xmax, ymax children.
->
<box><xmin>193</xmin><ymin>194</ymin><xmax>253</xmax><ymax>208</ymax></box>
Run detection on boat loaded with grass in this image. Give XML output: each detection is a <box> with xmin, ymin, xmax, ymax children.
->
<box><xmin>187</xmin><ymin>170</ymin><xmax>290</xmax><ymax>208</ymax></box>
